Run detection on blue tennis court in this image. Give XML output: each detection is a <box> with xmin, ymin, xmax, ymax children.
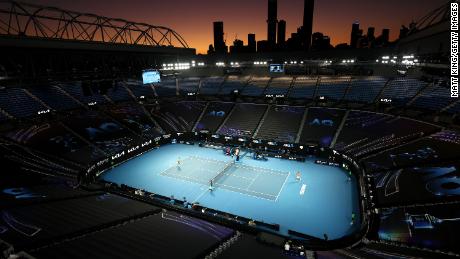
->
<box><xmin>100</xmin><ymin>143</ymin><xmax>361</xmax><ymax>240</ymax></box>
<box><xmin>161</xmin><ymin>156</ymin><xmax>289</xmax><ymax>201</ymax></box>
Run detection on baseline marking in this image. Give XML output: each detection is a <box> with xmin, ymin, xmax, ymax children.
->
<box><xmin>275</xmin><ymin>171</ymin><xmax>290</xmax><ymax>202</ymax></box>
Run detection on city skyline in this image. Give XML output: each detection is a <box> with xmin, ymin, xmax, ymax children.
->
<box><xmin>22</xmin><ymin>0</ymin><xmax>442</xmax><ymax>54</ymax></box>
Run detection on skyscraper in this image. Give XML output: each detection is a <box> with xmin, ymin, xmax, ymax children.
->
<box><xmin>350</xmin><ymin>22</ymin><xmax>360</xmax><ymax>48</ymax></box>
<box><xmin>367</xmin><ymin>27</ymin><xmax>375</xmax><ymax>40</ymax></box>
<box><xmin>277</xmin><ymin>20</ymin><xmax>286</xmax><ymax>46</ymax></box>
<box><xmin>381</xmin><ymin>29</ymin><xmax>390</xmax><ymax>44</ymax></box>
<box><xmin>248</xmin><ymin>33</ymin><xmax>256</xmax><ymax>52</ymax></box>
<box><xmin>302</xmin><ymin>0</ymin><xmax>315</xmax><ymax>50</ymax></box>
<box><xmin>213</xmin><ymin>21</ymin><xmax>227</xmax><ymax>54</ymax></box>
<box><xmin>267</xmin><ymin>0</ymin><xmax>277</xmax><ymax>46</ymax></box>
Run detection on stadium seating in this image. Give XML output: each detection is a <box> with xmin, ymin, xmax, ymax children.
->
<box><xmin>105</xmin><ymin>82</ymin><xmax>134</xmax><ymax>102</ymax></box>
<box><xmin>153</xmin><ymin>101</ymin><xmax>206</xmax><ymax>132</ymax></box>
<box><xmin>344</xmin><ymin>76</ymin><xmax>387</xmax><ymax>103</ymax></box>
<box><xmin>288</xmin><ymin>77</ymin><xmax>317</xmax><ymax>99</ymax></box>
<box><xmin>264</xmin><ymin>77</ymin><xmax>293</xmax><ymax>96</ymax></box>
<box><xmin>241</xmin><ymin>77</ymin><xmax>270</xmax><ymax>97</ymax></box>
<box><xmin>0</xmin><ymin>141</ymin><xmax>85</xmax><ymax>178</ymax></box>
<box><xmin>195</xmin><ymin>102</ymin><xmax>234</xmax><ymax>132</ymax></box>
<box><xmin>380</xmin><ymin>78</ymin><xmax>427</xmax><ymax>105</ymax></box>
<box><xmin>59</xmin><ymin>82</ymin><xmax>108</xmax><ymax>105</ymax></box>
<box><xmin>105</xmin><ymin>103</ymin><xmax>164</xmax><ymax>138</ymax></box>
<box><xmin>32</xmin><ymin>211</ymin><xmax>234</xmax><ymax>259</ymax></box>
<box><xmin>155</xmin><ymin>78</ymin><xmax>177</xmax><ymax>97</ymax></box>
<box><xmin>218</xmin><ymin>103</ymin><xmax>267</xmax><ymax>136</ymax></box>
<box><xmin>298</xmin><ymin>108</ymin><xmax>346</xmax><ymax>147</ymax></box>
<box><xmin>411</xmin><ymin>80</ymin><xmax>453</xmax><ymax>111</ymax></box>
<box><xmin>28</xmin><ymin>86</ymin><xmax>82</xmax><ymax>111</ymax></box>
<box><xmin>255</xmin><ymin>105</ymin><xmax>305</xmax><ymax>142</ymax></box>
<box><xmin>1</xmin><ymin>77</ymin><xmax>458</xmax><ymax>259</ymax></box>
<box><xmin>316</xmin><ymin>76</ymin><xmax>351</xmax><ymax>100</ymax></box>
<box><xmin>179</xmin><ymin>77</ymin><xmax>200</xmax><ymax>95</ymax></box>
<box><xmin>200</xmin><ymin>77</ymin><xmax>225</xmax><ymax>95</ymax></box>
<box><xmin>446</xmin><ymin>100</ymin><xmax>460</xmax><ymax>114</ymax></box>
<box><xmin>0</xmin><ymin>88</ymin><xmax>48</xmax><ymax>118</ymax></box>
<box><xmin>219</xmin><ymin>76</ymin><xmax>250</xmax><ymax>95</ymax></box>
<box><xmin>334</xmin><ymin>111</ymin><xmax>440</xmax><ymax>157</ymax></box>
<box><xmin>123</xmin><ymin>80</ymin><xmax>156</xmax><ymax>99</ymax></box>
<box><xmin>0</xmin><ymin>110</ymin><xmax>9</xmax><ymax>121</ymax></box>
<box><xmin>0</xmin><ymin>193</ymin><xmax>158</xmax><ymax>249</ymax></box>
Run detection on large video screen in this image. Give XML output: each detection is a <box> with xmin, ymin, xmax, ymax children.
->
<box><xmin>269</xmin><ymin>64</ymin><xmax>284</xmax><ymax>73</ymax></box>
<box><xmin>142</xmin><ymin>70</ymin><xmax>161</xmax><ymax>84</ymax></box>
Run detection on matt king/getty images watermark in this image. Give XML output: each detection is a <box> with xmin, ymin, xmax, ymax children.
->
<box><xmin>452</xmin><ymin>1</ymin><xmax>459</xmax><ymax>98</ymax></box>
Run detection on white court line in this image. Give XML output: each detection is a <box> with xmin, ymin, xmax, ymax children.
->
<box><xmin>193</xmin><ymin>187</ymin><xmax>210</xmax><ymax>203</ymax></box>
<box><xmin>234</xmin><ymin>166</ymin><xmax>287</xmax><ymax>179</ymax></box>
<box><xmin>220</xmin><ymin>172</ymin><xmax>255</xmax><ymax>181</ymax></box>
<box><xmin>161</xmin><ymin>174</ymin><xmax>206</xmax><ymax>187</ymax></box>
<box><xmin>189</xmin><ymin>155</ymin><xmax>229</xmax><ymax>164</ymax></box>
<box><xmin>162</xmin><ymin>156</ymin><xmax>284</xmax><ymax>202</ymax></box>
<box><xmin>213</xmin><ymin>183</ymin><xmax>277</xmax><ymax>202</ymax></box>
<box><xmin>235</xmin><ymin>164</ymin><xmax>288</xmax><ymax>177</ymax></box>
<box><xmin>215</xmin><ymin>182</ymin><xmax>276</xmax><ymax>198</ymax></box>
<box><xmin>245</xmin><ymin>170</ymin><xmax>261</xmax><ymax>191</ymax></box>
<box><xmin>161</xmin><ymin>171</ymin><xmax>208</xmax><ymax>185</ymax></box>
<box><xmin>165</xmin><ymin>171</ymin><xmax>277</xmax><ymax>202</ymax></box>
<box><xmin>275</xmin><ymin>171</ymin><xmax>290</xmax><ymax>202</ymax></box>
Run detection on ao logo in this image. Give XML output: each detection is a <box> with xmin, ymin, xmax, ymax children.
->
<box><xmin>309</xmin><ymin>119</ymin><xmax>334</xmax><ymax>127</ymax></box>
<box><xmin>209</xmin><ymin>111</ymin><xmax>226</xmax><ymax>117</ymax></box>
<box><xmin>421</xmin><ymin>167</ymin><xmax>460</xmax><ymax>196</ymax></box>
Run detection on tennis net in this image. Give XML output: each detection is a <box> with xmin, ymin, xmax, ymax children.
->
<box><xmin>209</xmin><ymin>161</ymin><xmax>234</xmax><ymax>188</ymax></box>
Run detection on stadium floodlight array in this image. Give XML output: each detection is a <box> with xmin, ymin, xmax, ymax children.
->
<box><xmin>162</xmin><ymin>63</ymin><xmax>191</xmax><ymax>70</ymax></box>
<box><xmin>254</xmin><ymin>61</ymin><xmax>268</xmax><ymax>66</ymax></box>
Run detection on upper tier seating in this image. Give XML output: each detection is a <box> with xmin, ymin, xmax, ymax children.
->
<box><xmin>264</xmin><ymin>77</ymin><xmax>293</xmax><ymax>96</ymax></box>
<box><xmin>200</xmin><ymin>77</ymin><xmax>224</xmax><ymax>95</ymax></box>
<box><xmin>155</xmin><ymin>78</ymin><xmax>177</xmax><ymax>97</ymax></box>
<box><xmin>344</xmin><ymin>77</ymin><xmax>387</xmax><ymax>103</ymax></box>
<box><xmin>380</xmin><ymin>78</ymin><xmax>427</xmax><ymax>105</ymax></box>
<box><xmin>316</xmin><ymin>76</ymin><xmax>351</xmax><ymax>100</ymax></box>
<box><xmin>218</xmin><ymin>103</ymin><xmax>267</xmax><ymax>136</ymax></box>
<box><xmin>219</xmin><ymin>76</ymin><xmax>250</xmax><ymax>95</ymax></box>
<box><xmin>241</xmin><ymin>77</ymin><xmax>270</xmax><ymax>97</ymax></box>
<box><xmin>288</xmin><ymin>77</ymin><xmax>317</xmax><ymax>99</ymax></box>
<box><xmin>255</xmin><ymin>105</ymin><xmax>305</xmax><ymax>142</ymax></box>
<box><xmin>179</xmin><ymin>77</ymin><xmax>200</xmax><ymax>95</ymax></box>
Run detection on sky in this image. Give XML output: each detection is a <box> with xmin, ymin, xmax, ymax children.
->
<box><xmin>26</xmin><ymin>0</ymin><xmax>444</xmax><ymax>54</ymax></box>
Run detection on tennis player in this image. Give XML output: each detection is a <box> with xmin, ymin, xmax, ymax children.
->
<box><xmin>235</xmin><ymin>147</ymin><xmax>240</xmax><ymax>161</ymax></box>
<box><xmin>296</xmin><ymin>171</ymin><xmax>302</xmax><ymax>181</ymax></box>
<box><xmin>177</xmin><ymin>157</ymin><xmax>181</xmax><ymax>169</ymax></box>
<box><xmin>209</xmin><ymin>180</ymin><xmax>214</xmax><ymax>191</ymax></box>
